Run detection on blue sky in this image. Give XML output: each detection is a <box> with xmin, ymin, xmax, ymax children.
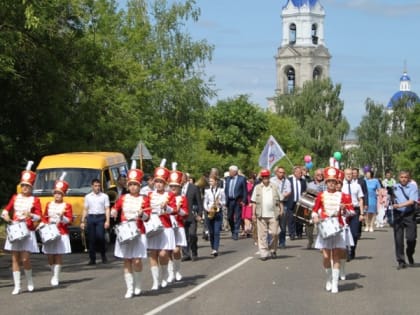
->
<box><xmin>118</xmin><ymin>0</ymin><xmax>420</xmax><ymax>129</ymax></box>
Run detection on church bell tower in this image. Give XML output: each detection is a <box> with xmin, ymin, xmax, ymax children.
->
<box><xmin>274</xmin><ymin>0</ymin><xmax>331</xmax><ymax>96</ymax></box>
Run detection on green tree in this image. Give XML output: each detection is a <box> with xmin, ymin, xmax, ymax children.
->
<box><xmin>275</xmin><ymin>78</ymin><xmax>349</xmax><ymax>166</ymax></box>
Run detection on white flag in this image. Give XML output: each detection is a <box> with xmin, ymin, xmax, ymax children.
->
<box><xmin>258</xmin><ymin>135</ymin><xmax>286</xmax><ymax>169</ymax></box>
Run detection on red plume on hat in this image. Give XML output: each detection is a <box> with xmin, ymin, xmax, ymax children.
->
<box><xmin>154</xmin><ymin>159</ymin><xmax>170</xmax><ymax>182</ymax></box>
<box><xmin>168</xmin><ymin>162</ymin><xmax>183</xmax><ymax>186</ymax></box>
<box><xmin>127</xmin><ymin>160</ymin><xmax>144</xmax><ymax>185</ymax></box>
<box><xmin>20</xmin><ymin>160</ymin><xmax>36</xmax><ymax>186</ymax></box>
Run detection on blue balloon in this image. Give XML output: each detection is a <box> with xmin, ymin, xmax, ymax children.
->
<box><xmin>305</xmin><ymin>161</ymin><xmax>313</xmax><ymax>170</ymax></box>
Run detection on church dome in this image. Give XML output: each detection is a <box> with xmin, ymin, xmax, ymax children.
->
<box><xmin>387</xmin><ymin>91</ymin><xmax>419</xmax><ymax>109</ymax></box>
<box><xmin>289</xmin><ymin>0</ymin><xmax>319</xmax><ymax>7</ymax></box>
<box><xmin>387</xmin><ymin>69</ymin><xmax>419</xmax><ymax>109</ymax></box>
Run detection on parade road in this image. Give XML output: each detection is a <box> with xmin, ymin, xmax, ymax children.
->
<box><xmin>1</xmin><ymin>225</ymin><xmax>420</xmax><ymax>315</ymax></box>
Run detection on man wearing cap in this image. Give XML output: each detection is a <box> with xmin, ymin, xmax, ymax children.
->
<box><xmin>251</xmin><ymin>169</ymin><xmax>282</xmax><ymax>260</ymax></box>
<box><xmin>80</xmin><ymin>179</ymin><xmax>111</xmax><ymax>265</ymax></box>
<box><xmin>1</xmin><ymin>162</ymin><xmax>41</xmax><ymax>295</ymax></box>
<box><xmin>41</xmin><ymin>179</ymin><xmax>73</xmax><ymax>287</ymax></box>
<box><xmin>225</xmin><ymin>165</ymin><xmax>248</xmax><ymax>240</ymax></box>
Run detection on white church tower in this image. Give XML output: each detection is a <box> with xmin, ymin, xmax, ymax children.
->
<box><xmin>269</xmin><ymin>0</ymin><xmax>331</xmax><ymax>111</ymax></box>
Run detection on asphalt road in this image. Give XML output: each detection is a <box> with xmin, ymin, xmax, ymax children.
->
<box><xmin>1</xmin><ymin>225</ymin><xmax>420</xmax><ymax>315</ymax></box>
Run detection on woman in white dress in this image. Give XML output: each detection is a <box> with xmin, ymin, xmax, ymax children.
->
<box><xmin>111</xmin><ymin>168</ymin><xmax>150</xmax><ymax>299</ymax></box>
<box><xmin>1</xmin><ymin>162</ymin><xmax>41</xmax><ymax>294</ymax></box>
<box><xmin>41</xmin><ymin>179</ymin><xmax>73</xmax><ymax>287</ymax></box>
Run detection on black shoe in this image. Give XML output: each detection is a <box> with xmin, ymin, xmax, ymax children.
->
<box><xmin>270</xmin><ymin>252</ymin><xmax>277</xmax><ymax>259</ymax></box>
<box><xmin>232</xmin><ymin>233</ymin><xmax>238</xmax><ymax>240</ymax></box>
<box><xmin>181</xmin><ymin>256</ymin><xmax>191</xmax><ymax>262</ymax></box>
<box><xmin>101</xmin><ymin>256</ymin><xmax>108</xmax><ymax>264</ymax></box>
<box><xmin>290</xmin><ymin>236</ymin><xmax>296</xmax><ymax>241</ymax></box>
<box><xmin>408</xmin><ymin>255</ymin><xmax>414</xmax><ymax>265</ymax></box>
<box><xmin>87</xmin><ymin>260</ymin><xmax>96</xmax><ymax>265</ymax></box>
<box><xmin>397</xmin><ymin>262</ymin><xmax>407</xmax><ymax>270</ymax></box>
<box><xmin>260</xmin><ymin>256</ymin><xmax>269</xmax><ymax>261</ymax></box>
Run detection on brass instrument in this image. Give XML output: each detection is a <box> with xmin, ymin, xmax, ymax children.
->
<box><xmin>208</xmin><ymin>195</ymin><xmax>220</xmax><ymax>220</ymax></box>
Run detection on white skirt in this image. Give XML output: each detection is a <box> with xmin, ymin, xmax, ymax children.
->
<box><xmin>147</xmin><ymin>228</ymin><xmax>176</xmax><ymax>250</ymax></box>
<box><xmin>42</xmin><ymin>234</ymin><xmax>72</xmax><ymax>254</ymax></box>
<box><xmin>114</xmin><ymin>234</ymin><xmax>148</xmax><ymax>259</ymax></box>
<box><xmin>174</xmin><ymin>227</ymin><xmax>187</xmax><ymax>247</ymax></box>
<box><xmin>314</xmin><ymin>230</ymin><xmax>346</xmax><ymax>249</ymax></box>
<box><xmin>4</xmin><ymin>231</ymin><xmax>39</xmax><ymax>253</ymax></box>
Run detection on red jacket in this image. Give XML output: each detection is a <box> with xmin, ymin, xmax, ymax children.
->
<box><xmin>112</xmin><ymin>194</ymin><xmax>151</xmax><ymax>234</ymax></box>
<box><xmin>147</xmin><ymin>191</ymin><xmax>176</xmax><ymax>228</ymax></box>
<box><xmin>42</xmin><ymin>201</ymin><xmax>73</xmax><ymax>235</ymax></box>
<box><xmin>313</xmin><ymin>190</ymin><xmax>354</xmax><ymax>226</ymax></box>
<box><xmin>4</xmin><ymin>194</ymin><xmax>42</xmax><ymax>231</ymax></box>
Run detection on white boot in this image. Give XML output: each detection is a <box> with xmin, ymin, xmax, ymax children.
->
<box><xmin>133</xmin><ymin>272</ymin><xmax>142</xmax><ymax>296</ymax></box>
<box><xmin>12</xmin><ymin>271</ymin><xmax>21</xmax><ymax>295</ymax></box>
<box><xmin>51</xmin><ymin>264</ymin><xmax>61</xmax><ymax>286</ymax></box>
<box><xmin>150</xmin><ymin>266</ymin><xmax>159</xmax><ymax>290</ymax></box>
<box><xmin>331</xmin><ymin>269</ymin><xmax>339</xmax><ymax>293</ymax></box>
<box><xmin>166</xmin><ymin>260</ymin><xmax>175</xmax><ymax>283</ymax></box>
<box><xmin>325</xmin><ymin>268</ymin><xmax>332</xmax><ymax>291</ymax></box>
<box><xmin>124</xmin><ymin>273</ymin><xmax>134</xmax><ymax>299</ymax></box>
<box><xmin>160</xmin><ymin>265</ymin><xmax>169</xmax><ymax>288</ymax></box>
<box><xmin>339</xmin><ymin>259</ymin><xmax>346</xmax><ymax>280</ymax></box>
<box><xmin>174</xmin><ymin>259</ymin><xmax>183</xmax><ymax>281</ymax></box>
<box><xmin>24</xmin><ymin>269</ymin><xmax>34</xmax><ymax>292</ymax></box>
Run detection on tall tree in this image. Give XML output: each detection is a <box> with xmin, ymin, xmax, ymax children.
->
<box><xmin>275</xmin><ymin>78</ymin><xmax>349</xmax><ymax>166</ymax></box>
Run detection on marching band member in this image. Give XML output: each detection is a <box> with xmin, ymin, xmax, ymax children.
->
<box><xmin>312</xmin><ymin>167</ymin><xmax>354</xmax><ymax>293</ymax></box>
<box><xmin>41</xmin><ymin>176</ymin><xmax>73</xmax><ymax>287</ymax></box>
<box><xmin>111</xmin><ymin>164</ymin><xmax>150</xmax><ymax>299</ymax></box>
<box><xmin>167</xmin><ymin>163</ymin><xmax>189</xmax><ymax>283</ymax></box>
<box><xmin>335</xmin><ymin>169</ymin><xmax>355</xmax><ymax>280</ymax></box>
<box><xmin>1</xmin><ymin>161</ymin><xmax>41</xmax><ymax>295</ymax></box>
<box><xmin>203</xmin><ymin>174</ymin><xmax>226</xmax><ymax>257</ymax></box>
<box><xmin>147</xmin><ymin>159</ymin><xmax>176</xmax><ymax>290</ymax></box>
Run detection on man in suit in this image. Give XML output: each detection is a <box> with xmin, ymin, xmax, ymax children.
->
<box><xmin>181</xmin><ymin>173</ymin><xmax>204</xmax><ymax>261</ymax></box>
<box><xmin>224</xmin><ymin>165</ymin><xmax>248</xmax><ymax>240</ymax></box>
<box><xmin>285</xmin><ymin>166</ymin><xmax>307</xmax><ymax>240</ymax></box>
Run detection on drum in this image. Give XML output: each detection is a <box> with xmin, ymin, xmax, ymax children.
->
<box><xmin>39</xmin><ymin>224</ymin><xmax>61</xmax><ymax>243</ymax></box>
<box><xmin>170</xmin><ymin>215</ymin><xmax>179</xmax><ymax>231</ymax></box>
<box><xmin>144</xmin><ymin>214</ymin><xmax>164</xmax><ymax>237</ymax></box>
<box><xmin>317</xmin><ymin>217</ymin><xmax>342</xmax><ymax>239</ymax></box>
<box><xmin>293</xmin><ymin>191</ymin><xmax>316</xmax><ymax>224</ymax></box>
<box><xmin>115</xmin><ymin>220</ymin><xmax>139</xmax><ymax>244</ymax></box>
<box><xmin>7</xmin><ymin>221</ymin><xmax>30</xmax><ymax>243</ymax></box>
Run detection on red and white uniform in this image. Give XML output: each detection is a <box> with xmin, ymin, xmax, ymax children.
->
<box><xmin>2</xmin><ymin>194</ymin><xmax>41</xmax><ymax>253</ymax></box>
<box><xmin>313</xmin><ymin>190</ymin><xmax>354</xmax><ymax>249</ymax></box>
<box><xmin>146</xmin><ymin>191</ymin><xmax>176</xmax><ymax>250</ymax></box>
<box><xmin>112</xmin><ymin>194</ymin><xmax>151</xmax><ymax>258</ymax></box>
<box><xmin>172</xmin><ymin>194</ymin><xmax>188</xmax><ymax>246</ymax></box>
<box><xmin>41</xmin><ymin>201</ymin><xmax>73</xmax><ymax>254</ymax></box>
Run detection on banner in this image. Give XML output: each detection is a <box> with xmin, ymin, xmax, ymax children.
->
<box><xmin>258</xmin><ymin>135</ymin><xmax>286</xmax><ymax>169</ymax></box>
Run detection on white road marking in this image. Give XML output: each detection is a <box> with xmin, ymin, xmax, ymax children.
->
<box><xmin>144</xmin><ymin>256</ymin><xmax>254</xmax><ymax>315</ymax></box>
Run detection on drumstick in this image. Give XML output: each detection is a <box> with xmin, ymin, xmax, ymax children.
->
<box><xmin>81</xmin><ymin>228</ymin><xmax>88</xmax><ymax>252</ymax></box>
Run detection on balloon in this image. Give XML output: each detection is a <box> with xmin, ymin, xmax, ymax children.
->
<box><xmin>363</xmin><ymin>165</ymin><xmax>371</xmax><ymax>173</ymax></box>
<box><xmin>304</xmin><ymin>155</ymin><xmax>312</xmax><ymax>163</ymax></box>
<box><xmin>305</xmin><ymin>161</ymin><xmax>313</xmax><ymax>169</ymax></box>
<box><xmin>333</xmin><ymin>151</ymin><xmax>342</xmax><ymax>161</ymax></box>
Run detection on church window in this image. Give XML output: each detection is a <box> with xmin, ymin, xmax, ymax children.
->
<box><xmin>313</xmin><ymin>66</ymin><xmax>322</xmax><ymax>79</ymax></box>
<box><xmin>289</xmin><ymin>24</ymin><xmax>296</xmax><ymax>45</ymax></box>
<box><xmin>286</xmin><ymin>67</ymin><xmax>295</xmax><ymax>93</ymax></box>
<box><xmin>312</xmin><ymin>24</ymin><xmax>318</xmax><ymax>45</ymax></box>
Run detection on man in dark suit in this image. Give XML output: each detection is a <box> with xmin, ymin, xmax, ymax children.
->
<box><xmin>285</xmin><ymin>166</ymin><xmax>307</xmax><ymax>240</ymax></box>
<box><xmin>181</xmin><ymin>173</ymin><xmax>204</xmax><ymax>261</ymax></box>
<box><xmin>224</xmin><ymin>165</ymin><xmax>247</xmax><ymax>240</ymax></box>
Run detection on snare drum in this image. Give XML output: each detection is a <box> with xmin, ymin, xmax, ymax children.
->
<box><xmin>39</xmin><ymin>224</ymin><xmax>61</xmax><ymax>243</ymax></box>
<box><xmin>294</xmin><ymin>192</ymin><xmax>316</xmax><ymax>224</ymax></box>
<box><xmin>144</xmin><ymin>214</ymin><xmax>164</xmax><ymax>237</ymax></box>
<box><xmin>7</xmin><ymin>221</ymin><xmax>30</xmax><ymax>243</ymax></box>
<box><xmin>115</xmin><ymin>220</ymin><xmax>139</xmax><ymax>244</ymax></box>
<box><xmin>317</xmin><ymin>217</ymin><xmax>342</xmax><ymax>239</ymax></box>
